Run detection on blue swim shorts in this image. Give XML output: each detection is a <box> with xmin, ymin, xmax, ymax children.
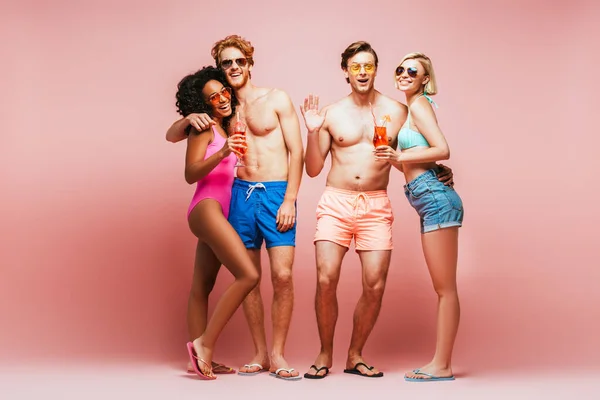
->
<box><xmin>228</xmin><ymin>178</ymin><xmax>297</xmax><ymax>249</ymax></box>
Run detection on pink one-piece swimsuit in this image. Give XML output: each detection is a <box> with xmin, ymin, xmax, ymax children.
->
<box><xmin>187</xmin><ymin>126</ymin><xmax>236</xmax><ymax>218</ymax></box>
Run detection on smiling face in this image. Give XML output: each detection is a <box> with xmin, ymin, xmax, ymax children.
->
<box><xmin>344</xmin><ymin>51</ymin><xmax>377</xmax><ymax>95</ymax></box>
<box><xmin>202</xmin><ymin>79</ymin><xmax>232</xmax><ymax>119</ymax></box>
<box><xmin>395</xmin><ymin>58</ymin><xmax>431</xmax><ymax>95</ymax></box>
<box><xmin>218</xmin><ymin>46</ymin><xmax>252</xmax><ymax>90</ymax></box>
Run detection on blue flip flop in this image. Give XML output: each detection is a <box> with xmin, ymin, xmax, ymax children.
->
<box><xmin>404</xmin><ymin>369</ymin><xmax>455</xmax><ymax>382</ymax></box>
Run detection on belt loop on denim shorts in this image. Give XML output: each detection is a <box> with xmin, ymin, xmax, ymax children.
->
<box><xmin>245</xmin><ymin>183</ymin><xmax>266</xmax><ymax>201</ymax></box>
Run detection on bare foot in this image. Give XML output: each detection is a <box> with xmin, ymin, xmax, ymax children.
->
<box><xmin>404</xmin><ymin>362</ymin><xmax>454</xmax><ymax>380</ymax></box>
<box><xmin>304</xmin><ymin>352</ymin><xmax>332</xmax><ymax>378</ymax></box>
<box><xmin>238</xmin><ymin>354</ymin><xmax>270</xmax><ymax>374</ymax></box>
<box><xmin>191</xmin><ymin>338</ymin><xmax>214</xmax><ymax>379</ymax></box>
<box><xmin>270</xmin><ymin>354</ymin><xmax>300</xmax><ymax>378</ymax></box>
<box><xmin>346</xmin><ymin>355</ymin><xmax>382</xmax><ymax>377</ymax></box>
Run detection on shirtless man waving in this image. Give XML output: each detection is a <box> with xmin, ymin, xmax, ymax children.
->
<box><xmin>299</xmin><ymin>41</ymin><xmax>452</xmax><ymax>379</ymax></box>
<box><xmin>167</xmin><ymin>35</ymin><xmax>304</xmax><ymax>380</ymax></box>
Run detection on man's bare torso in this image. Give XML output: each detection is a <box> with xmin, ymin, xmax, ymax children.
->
<box><xmin>233</xmin><ymin>87</ymin><xmax>289</xmax><ymax>182</ymax></box>
<box><xmin>322</xmin><ymin>93</ymin><xmax>407</xmax><ymax>191</ymax></box>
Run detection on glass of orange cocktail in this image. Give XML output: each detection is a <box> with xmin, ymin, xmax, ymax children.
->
<box><xmin>373</xmin><ymin>114</ymin><xmax>390</xmax><ymax>148</ymax></box>
<box><xmin>233</xmin><ymin>112</ymin><xmax>247</xmax><ymax>167</ymax></box>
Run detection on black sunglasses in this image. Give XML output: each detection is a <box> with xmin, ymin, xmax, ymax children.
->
<box><xmin>220</xmin><ymin>58</ymin><xmax>248</xmax><ymax>70</ymax></box>
<box><xmin>395</xmin><ymin>66</ymin><xmax>419</xmax><ymax>78</ymax></box>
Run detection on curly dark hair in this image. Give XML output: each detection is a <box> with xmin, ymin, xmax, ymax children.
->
<box><xmin>175</xmin><ymin>66</ymin><xmax>237</xmax><ymax>134</ymax></box>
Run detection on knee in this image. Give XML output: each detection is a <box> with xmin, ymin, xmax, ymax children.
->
<box><xmin>248</xmin><ymin>271</ymin><xmax>261</xmax><ymax>288</ymax></box>
<box><xmin>363</xmin><ymin>279</ymin><xmax>386</xmax><ymax>300</ymax></box>
<box><xmin>432</xmin><ymin>280</ymin><xmax>458</xmax><ymax>299</ymax></box>
<box><xmin>271</xmin><ymin>268</ymin><xmax>293</xmax><ymax>291</ymax></box>
<box><xmin>317</xmin><ymin>272</ymin><xmax>339</xmax><ymax>295</ymax></box>
<box><xmin>433</xmin><ymin>285</ymin><xmax>458</xmax><ymax>300</ymax></box>
<box><xmin>239</xmin><ymin>269</ymin><xmax>260</xmax><ymax>290</ymax></box>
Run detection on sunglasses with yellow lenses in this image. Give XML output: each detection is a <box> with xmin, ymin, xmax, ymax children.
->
<box><xmin>349</xmin><ymin>62</ymin><xmax>375</xmax><ymax>75</ymax></box>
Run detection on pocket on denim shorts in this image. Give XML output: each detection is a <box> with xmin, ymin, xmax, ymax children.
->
<box><xmin>443</xmin><ymin>187</ymin><xmax>463</xmax><ymax>211</ymax></box>
<box><xmin>408</xmin><ymin>180</ymin><xmax>432</xmax><ymax>199</ymax></box>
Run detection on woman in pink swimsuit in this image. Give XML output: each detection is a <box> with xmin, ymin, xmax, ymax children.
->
<box><xmin>175</xmin><ymin>66</ymin><xmax>259</xmax><ymax>380</ymax></box>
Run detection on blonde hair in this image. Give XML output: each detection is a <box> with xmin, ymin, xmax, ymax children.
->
<box><xmin>211</xmin><ymin>35</ymin><xmax>255</xmax><ymax>67</ymax></box>
<box><xmin>399</xmin><ymin>52</ymin><xmax>438</xmax><ymax>95</ymax></box>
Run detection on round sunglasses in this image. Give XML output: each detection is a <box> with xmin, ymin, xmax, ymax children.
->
<box><xmin>349</xmin><ymin>62</ymin><xmax>375</xmax><ymax>75</ymax></box>
<box><xmin>395</xmin><ymin>66</ymin><xmax>419</xmax><ymax>78</ymax></box>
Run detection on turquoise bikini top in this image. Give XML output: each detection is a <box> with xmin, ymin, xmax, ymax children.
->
<box><xmin>398</xmin><ymin>93</ymin><xmax>438</xmax><ymax>150</ymax></box>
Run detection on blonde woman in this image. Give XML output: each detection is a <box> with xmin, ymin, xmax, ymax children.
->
<box><xmin>375</xmin><ymin>52</ymin><xmax>463</xmax><ymax>382</ymax></box>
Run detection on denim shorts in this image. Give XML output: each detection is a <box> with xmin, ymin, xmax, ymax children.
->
<box><xmin>228</xmin><ymin>178</ymin><xmax>296</xmax><ymax>249</ymax></box>
<box><xmin>404</xmin><ymin>169</ymin><xmax>464</xmax><ymax>234</ymax></box>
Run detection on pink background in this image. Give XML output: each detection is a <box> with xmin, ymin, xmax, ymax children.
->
<box><xmin>2</xmin><ymin>0</ymin><xmax>599</xmax><ymax>376</ymax></box>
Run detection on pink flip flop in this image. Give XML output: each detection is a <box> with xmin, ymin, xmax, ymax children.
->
<box><xmin>187</xmin><ymin>362</ymin><xmax>236</xmax><ymax>375</ymax></box>
<box><xmin>186</xmin><ymin>342</ymin><xmax>216</xmax><ymax>380</ymax></box>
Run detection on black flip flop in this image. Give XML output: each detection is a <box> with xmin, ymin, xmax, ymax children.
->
<box><xmin>343</xmin><ymin>362</ymin><xmax>383</xmax><ymax>378</ymax></box>
<box><xmin>304</xmin><ymin>365</ymin><xmax>330</xmax><ymax>379</ymax></box>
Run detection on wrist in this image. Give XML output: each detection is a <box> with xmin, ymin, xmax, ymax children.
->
<box><xmin>283</xmin><ymin>195</ymin><xmax>297</xmax><ymax>202</ymax></box>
